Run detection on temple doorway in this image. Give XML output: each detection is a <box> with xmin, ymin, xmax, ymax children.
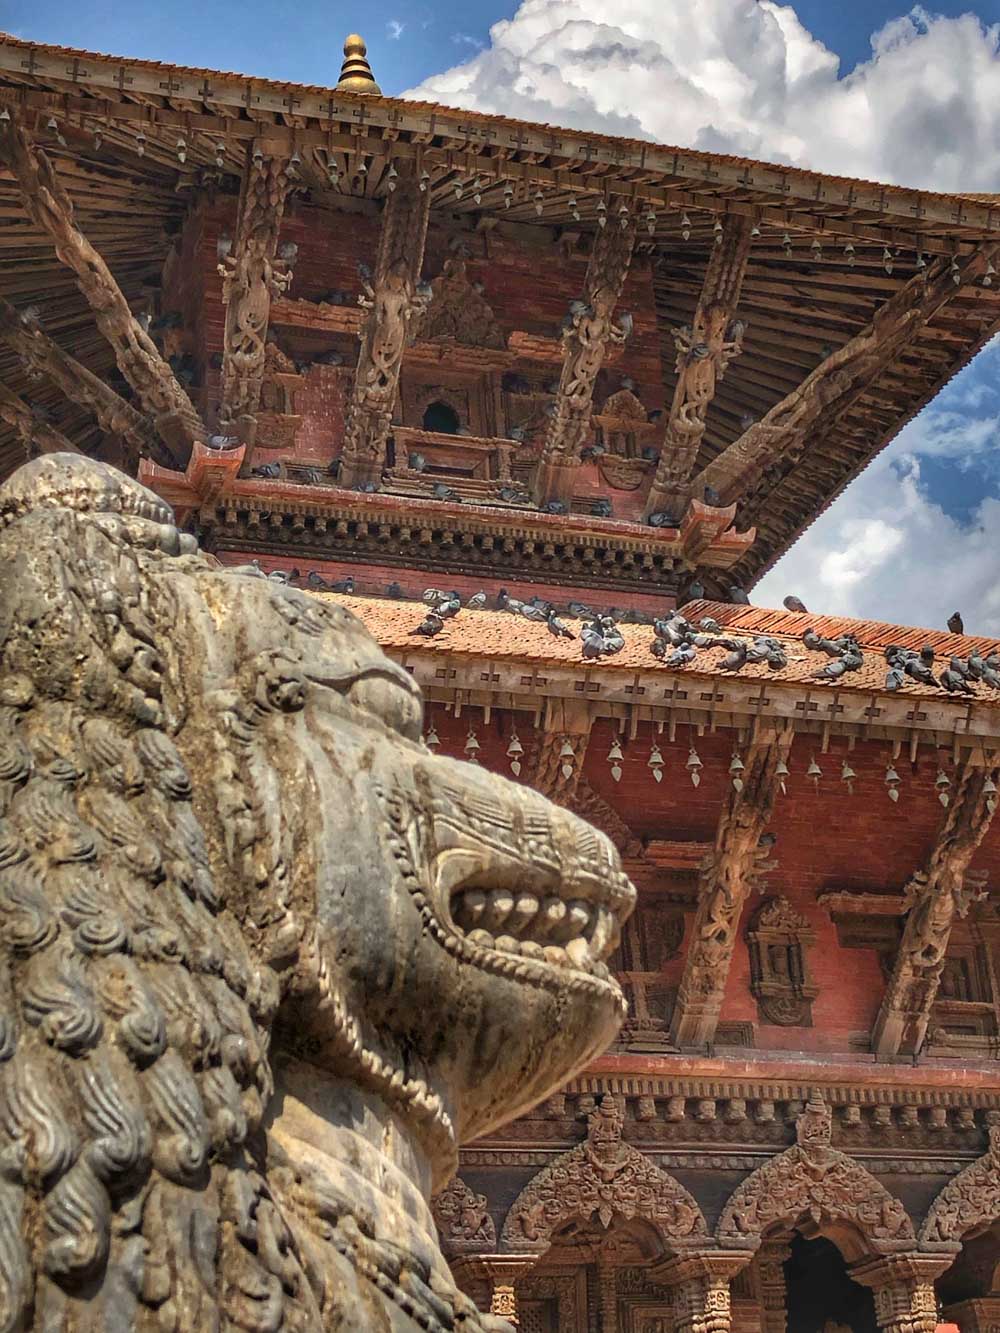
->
<box><xmin>784</xmin><ymin>1235</ymin><xmax>878</xmax><ymax>1333</ymax></box>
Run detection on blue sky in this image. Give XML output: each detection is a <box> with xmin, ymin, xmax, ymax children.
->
<box><xmin>4</xmin><ymin>0</ymin><xmax>1000</xmax><ymax>629</ymax></box>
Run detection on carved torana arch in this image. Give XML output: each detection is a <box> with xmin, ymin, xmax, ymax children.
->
<box><xmin>920</xmin><ymin>1125</ymin><xmax>1000</xmax><ymax>1246</ymax></box>
<box><xmin>716</xmin><ymin>1095</ymin><xmax>915</xmax><ymax>1258</ymax></box>
<box><xmin>432</xmin><ymin>1175</ymin><xmax>498</xmax><ymax>1257</ymax></box>
<box><xmin>500</xmin><ymin>1097</ymin><xmax>708</xmax><ymax>1254</ymax></box>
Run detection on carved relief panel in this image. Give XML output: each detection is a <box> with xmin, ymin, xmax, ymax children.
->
<box><xmin>746</xmin><ymin>896</ymin><xmax>818</xmax><ymax>1026</ymax></box>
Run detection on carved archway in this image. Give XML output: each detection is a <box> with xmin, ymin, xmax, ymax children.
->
<box><xmin>432</xmin><ymin>1174</ymin><xmax>498</xmax><ymax>1258</ymax></box>
<box><xmin>920</xmin><ymin>1126</ymin><xmax>1000</xmax><ymax>1246</ymax></box>
<box><xmin>716</xmin><ymin>1095</ymin><xmax>915</xmax><ymax>1261</ymax></box>
<box><xmin>500</xmin><ymin>1097</ymin><xmax>708</xmax><ymax>1255</ymax></box>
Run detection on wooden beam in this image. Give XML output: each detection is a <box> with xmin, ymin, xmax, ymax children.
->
<box><xmin>338</xmin><ymin>162</ymin><xmax>431</xmax><ymax>490</ymax></box>
<box><xmin>670</xmin><ymin>722</ymin><xmax>793</xmax><ymax>1049</ymax></box>
<box><xmin>534</xmin><ymin>217</ymin><xmax>636</xmax><ymax>507</ymax></box>
<box><xmin>871</xmin><ymin>753</ymin><xmax>998</xmax><ymax>1058</ymax></box>
<box><xmin>0</xmin><ymin>295</ymin><xmax>169</xmax><ymax>465</ymax></box>
<box><xmin>217</xmin><ymin>150</ymin><xmax>294</xmax><ymax>464</ymax></box>
<box><xmin>644</xmin><ymin>216</ymin><xmax>752</xmax><ymax>518</ymax></box>
<box><xmin>0</xmin><ymin>113</ymin><xmax>205</xmax><ymax>462</ymax></box>
<box><xmin>691</xmin><ymin>245</ymin><xmax>1000</xmax><ymax>510</ymax></box>
<box><xmin>0</xmin><ymin>382</ymin><xmax>81</xmax><ymax>456</ymax></box>
<box><xmin>527</xmin><ymin>699</ymin><xmax>594</xmax><ymax>805</ymax></box>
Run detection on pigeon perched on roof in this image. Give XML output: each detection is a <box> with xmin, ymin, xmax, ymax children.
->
<box><xmin>648</xmin><ymin>511</ymin><xmax>676</xmax><ymax>528</ymax></box>
<box><xmin>948</xmin><ymin>611</ymin><xmax>965</xmax><ymax>635</ymax></box>
<box><xmin>423</xmin><ymin>589</ymin><xmax>448</xmax><ymax>604</ymax></box>
<box><xmin>581</xmin><ymin>624</ymin><xmax>606</xmax><ymax>659</ymax></box>
<box><xmin>466</xmin><ymin>592</ymin><xmax>488</xmax><ymax>610</ymax></box>
<box><xmin>431</xmin><ymin>482</ymin><xmax>462</xmax><ymax>503</ymax></box>
<box><xmin>546</xmin><ymin>611</ymin><xmax>575</xmax><ymax>639</ymax></box>
<box><xmin>698</xmin><ymin>617</ymin><xmax>723</xmax><ymax>635</ymax></box>
<box><xmin>728</xmin><ymin>586</ymin><xmax>751</xmax><ymax>605</ymax></box>
<box><xmin>411</xmin><ymin>613</ymin><xmax>444</xmax><ymax>637</ymax></box>
<box><xmin>568</xmin><ymin>602</ymin><xmax>594</xmax><ymax>619</ymax></box>
<box><xmin>520</xmin><ymin>602</ymin><xmax>549</xmax><ymax>623</ymax></box>
<box><xmin>783</xmin><ymin>595</ymin><xmax>809</xmax><ymax>614</ymax></box>
<box><xmin>720</xmin><ymin>642</ymin><xmax>748</xmax><ymax>671</ymax></box>
<box><xmin>329</xmin><ymin>575</ymin><xmax>355</xmax><ymax>594</ymax></box>
<box><xmin>207</xmin><ymin>434</ymin><xmax>239</xmax><ymax>449</ymax></box>
<box><xmin>703</xmin><ymin>485</ymin><xmax>722</xmax><ymax>506</ymax></box>
<box><xmin>667</xmin><ymin>642</ymin><xmax>697</xmax><ymax>667</ymax></box>
<box><xmin>266</xmin><ymin>568</ymin><xmax>296</xmax><ymax>584</ymax></box>
<box><xmin>434</xmin><ymin>593</ymin><xmax>462</xmax><ymax>620</ymax></box>
<box><xmin>687</xmin><ymin>579</ymin><xmax>705</xmax><ymax>602</ymax></box>
<box><xmin>306</xmin><ymin>571</ymin><xmax>331</xmax><ymax>590</ymax></box>
<box><xmin>748</xmin><ymin>636</ymin><xmax>789</xmax><ymax>671</ymax></box>
<box><xmin>385</xmin><ymin>582</ymin><xmax>404</xmax><ymax>599</ymax></box>
<box><xmin>409</xmin><ymin>452</ymin><xmax>427</xmax><ymax>473</ymax></box>
<box><xmin>941</xmin><ymin>666</ymin><xmax>975</xmax><ymax>694</ymax></box>
<box><xmin>252</xmin><ymin>462</ymin><xmax>281</xmax><ymax>478</ymax></box>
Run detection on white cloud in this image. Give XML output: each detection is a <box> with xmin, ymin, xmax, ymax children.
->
<box><xmin>386</xmin><ymin>19</ymin><xmax>405</xmax><ymax>40</ymax></box>
<box><xmin>404</xmin><ymin>0</ymin><xmax>1000</xmax><ymax>190</ymax></box>
<box><xmin>755</xmin><ymin>338</ymin><xmax>1000</xmax><ymax>635</ymax></box>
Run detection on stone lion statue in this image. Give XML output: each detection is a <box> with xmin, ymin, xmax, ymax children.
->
<box><xmin>0</xmin><ymin>454</ymin><xmax>634</xmax><ymax>1331</ymax></box>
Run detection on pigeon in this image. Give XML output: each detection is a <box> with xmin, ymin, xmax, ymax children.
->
<box><xmin>546</xmin><ymin>612</ymin><xmax>575</xmax><ymax>639</ymax></box>
<box><xmin>502</xmin><ymin>594</ymin><xmax>527</xmax><ymax>616</ymax></box>
<box><xmin>667</xmin><ymin>642</ymin><xmax>697</xmax><ymax>667</ymax></box>
<box><xmin>699</xmin><ymin>617</ymin><xmax>724</xmax><ymax>635</ymax></box>
<box><xmin>207</xmin><ymin>434</ymin><xmax>239</xmax><ymax>450</ymax></box>
<box><xmin>920</xmin><ymin>645</ymin><xmax>936</xmax><ymax>667</ymax></box>
<box><xmin>353</xmin><ymin>481</ymin><xmax>377</xmax><ymax>493</ymax></box>
<box><xmin>967</xmin><ymin>653</ymin><xmax>986</xmax><ymax>680</ymax></box>
<box><xmin>687</xmin><ymin>579</ymin><xmax>705</xmax><ymax>602</ymax></box>
<box><xmin>580</xmin><ymin>444</ymin><xmax>607</xmax><ymax>461</ymax></box>
<box><xmin>520</xmin><ymin>602</ymin><xmax>549</xmax><ymax>623</ymax></box>
<box><xmin>385</xmin><ymin>582</ymin><xmax>404</xmax><ymax>599</ymax></box>
<box><xmin>783</xmin><ymin>595</ymin><xmax>809</xmax><ymax>614</ymax></box>
<box><xmin>728</xmin><ymin>586</ymin><xmax>751</xmax><ymax>605</ymax></box>
<box><xmin>328</xmin><ymin>459</ymin><xmax>342</xmax><ymax>478</ymax></box>
<box><xmin>703</xmin><ymin>485</ymin><xmax>722</xmax><ymax>506</ymax></box>
<box><xmin>409</xmin><ymin>452</ymin><xmax>427</xmax><ymax>473</ymax></box>
<box><xmin>434</xmin><ymin>593</ymin><xmax>462</xmax><ymax>620</ymax></box>
<box><xmin>267</xmin><ymin>569</ymin><xmax>293</xmax><ymax>584</ymax></box>
<box><xmin>423</xmin><ymin>589</ymin><xmax>448</xmax><ymax>604</ymax></box>
<box><xmin>252</xmin><ymin>462</ymin><xmax>282</xmax><ymax>479</ymax></box>
<box><xmin>581</xmin><ymin>624</ymin><xmax>606</xmax><ymax>659</ymax></box>
<box><xmin>948</xmin><ymin>611</ymin><xmax>965</xmax><ymax>635</ymax></box>
<box><xmin>640</xmin><ymin>445</ymin><xmax>660</xmax><ymax>461</ymax></box>
<box><xmin>598</xmin><ymin>619</ymin><xmax>625</xmax><ymax>655</ymax></box>
<box><xmin>431</xmin><ymin>482</ymin><xmax>462</xmax><ymax>503</ymax></box>
<box><xmin>942</xmin><ymin>667</ymin><xmax>975</xmax><ymax>694</ymax></box>
<box><xmin>498</xmin><ymin>486</ymin><xmax>527</xmax><ymax>503</ymax></box>
<box><xmin>720</xmin><ymin>642</ymin><xmax>748</xmax><ymax>671</ymax></box>
<box><xmin>568</xmin><ymin>602</ymin><xmax>594</xmax><ymax>619</ymax></box>
<box><xmin>904</xmin><ymin>655</ymin><xmax>937</xmax><ymax>686</ymax></box>
<box><xmin>411</xmin><ymin>613</ymin><xmax>444</xmax><ymax>637</ymax></box>
<box><xmin>982</xmin><ymin>659</ymin><xmax>1000</xmax><ymax>689</ymax></box>
<box><xmin>653</xmin><ymin>616</ymin><xmax>688</xmax><ymax>646</ymax></box>
<box><xmin>529</xmin><ymin>596</ymin><xmax>554</xmax><ymax>615</ymax></box>
<box><xmin>748</xmin><ymin>637</ymin><xmax>788</xmax><ymax>671</ymax></box>
<box><xmin>301</xmin><ymin>468</ymin><xmax>321</xmax><ymax>485</ymax></box>
<box><xmin>885</xmin><ymin>665</ymin><xmax>905</xmax><ymax>692</ymax></box>
<box><xmin>306</xmin><ymin>571</ymin><xmax>331</xmax><ymax>590</ymax></box>
<box><xmin>950</xmin><ymin>656</ymin><xmax>972</xmax><ymax>680</ymax></box>
<box><xmin>466</xmin><ymin>592</ymin><xmax>488</xmax><ymax>610</ymax></box>
<box><xmin>330</xmin><ymin>576</ymin><xmax>355</xmax><ymax>594</ymax></box>
<box><xmin>648</xmin><ymin>511</ymin><xmax>677</xmax><ymax>528</ymax></box>
<box><xmin>543</xmin><ymin>499</ymin><xmax>568</xmax><ymax>514</ymax></box>
<box><xmin>312</xmin><ymin>349</ymin><xmax>344</xmax><ymax>367</ymax></box>
<box><xmin>507</xmin><ymin>426</ymin><xmax>527</xmax><ymax>443</ymax></box>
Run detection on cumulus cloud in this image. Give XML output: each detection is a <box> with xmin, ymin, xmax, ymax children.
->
<box><xmin>404</xmin><ymin>0</ymin><xmax>1000</xmax><ymax>190</ymax></box>
<box><xmin>755</xmin><ymin>338</ymin><xmax>1000</xmax><ymax>634</ymax></box>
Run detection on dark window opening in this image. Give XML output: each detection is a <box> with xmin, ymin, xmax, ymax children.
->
<box><xmin>422</xmin><ymin>401</ymin><xmax>460</xmax><ymax>435</ymax></box>
<box><xmin>785</xmin><ymin>1235</ymin><xmax>877</xmax><ymax>1333</ymax></box>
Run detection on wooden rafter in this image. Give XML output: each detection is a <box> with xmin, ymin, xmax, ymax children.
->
<box><xmin>339</xmin><ymin>163</ymin><xmax>431</xmax><ymax>489</ymax></box>
<box><xmin>670</xmin><ymin>722</ymin><xmax>793</xmax><ymax>1049</ymax></box>
<box><xmin>0</xmin><ymin>114</ymin><xmax>205</xmax><ymax>462</ymax></box>
<box><xmin>534</xmin><ymin>218</ymin><xmax>636</xmax><ymax>507</ymax></box>
<box><xmin>0</xmin><ymin>381</ymin><xmax>81</xmax><ymax>456</ymax></box>
<box><xmin>691</xmin><ymin>244</ymin><xmax>1000</xmax><ymax>513</ymax></box>
<box><xmin>644</xmin><ymin>216</ymin><xmax>752</xmax><ymax>518</ymax></box>
<box><xmin>217</xmin><ymin>150</ymin><xmax>293</xmax><ymax>460</ymax></box>
<box><xmin>0</xmin><ymin>295</ymin><xmax>168</xmax><ymax>466</ymax></box>
<box><xmin>871</xmin><ymin>754</ymin><xmax>999</xmax><ymax>1058</ymax></box>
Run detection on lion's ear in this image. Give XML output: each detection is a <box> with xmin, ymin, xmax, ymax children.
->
<box><xmin>0</xmin><ymin>490</ymin><xmax>315</xmax><ymax>1328</ymax></box>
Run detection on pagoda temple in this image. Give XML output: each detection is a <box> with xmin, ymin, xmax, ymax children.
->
<box><xmin>2</xmin><ymin>27</ymin><xmax>1000</xmax><ymax>1333</ymax></box>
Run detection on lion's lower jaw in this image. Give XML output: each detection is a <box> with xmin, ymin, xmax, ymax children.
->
<box><xmin>269</xmin><ymin>1057</ymin><xmax>492</xmax><ymax>1330</ymax></box>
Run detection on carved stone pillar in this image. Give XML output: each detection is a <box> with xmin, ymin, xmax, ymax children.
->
<box><xmin>670</xmin><ymin>723</ymin><xmax>792</xmax><ymax>1048</ymax></box>
<box><xmin>217</xmin><ymin>150</ymin><xmax>294</xmax><ymax>457</ymax></box>
<box><xmin>850</xmin><ymin>1255</ymin><xmax>952</xmax><ymax>1333</ymax></box>
<box><xmin>652</xmin><ymin>1253</ymin><xmax>751</xmax><ymax>1333</ymax></box>
<box><xmin>872</xmin><ymin>755</ymin><xmax>998</xmax><ymax>1057</ymax></box>
<box><xmin>339</xmin><ymin>163</ymin><xmax>431</xmax><ymax>490</ymax></box>
<box><xmin>755</xmin><ymin>1241</ymin><xmax>791</xmax><ymax>1333</ymax></box>
<box><xmin>534</xmin><ymin>218</ymin><xmax>636</xmax><ymax>508</ymax></box>
<box><xmin>643</xmin><ymin>216</ymin><xmax>751</xmax><ymax>520</ymax></box>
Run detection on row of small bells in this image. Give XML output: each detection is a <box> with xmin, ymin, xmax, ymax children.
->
<box><xmin>425</xmin><ymin>718</ymin><xmax>998</xmax><ymax>812</ymax></box>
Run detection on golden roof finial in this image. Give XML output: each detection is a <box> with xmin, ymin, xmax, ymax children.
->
<box><xmin>335</xmin><ymin>34</ymin><xmax>381</xmax><ymax>95</ymax></box>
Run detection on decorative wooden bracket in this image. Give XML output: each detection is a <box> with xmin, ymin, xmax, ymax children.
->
<box><xmin>644</xmin><ymin>215</ymin><xmax>752</xmax><ymax>519</ymax></box>
<box><xmin>534</xmin><ymin>217</ymin><xmax>637</xmax><ymax>508</ymax></box>
<box><xmin>871</xmin><ymin>751</ymin><xmax>998</xmax><ymax>1058</ymax></box>
<box><xmin>0</xmin><ymin>113</ymin><xmax>206</xmax><ymax>463</ymax></box>
<box><xmin>670</xmin><ymin>722</ymin><xmax>794</xmax><ymax>1049</ymax></box>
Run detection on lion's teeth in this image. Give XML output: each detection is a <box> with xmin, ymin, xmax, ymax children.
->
<box><xmin>592</xmin><ymin>961</ymin><xmax>610</xmax><ymax>981</ymax></box>
<box><xmin>566</xmin><ymin>937</ymin><xmax>590</xmax><ymax>968</ymax></box>
<box><xmin>565</xmin><ymin>899</ymin><xmax>591</xmax><ymax>939</ymax></box>
<box><xmin>538</xmin><ymin>897</ymin><xmax>567</xmax><ymax>940</ymax></box>
<box><xmin>495</xmin><ymin>934</ymin><xmax>520</xmax><ymax>955</ymax></box>
<box><xmin>543</xmin><ymin>945</ymin><xmax>569</xmax><ymax>968</ymax></box>
<box><xmin>467</xmin><ymin>928</ymin><xmax>495</xmax><ymax>950</ymax></box>
<box><xmin>506</xmin><ymin>892</ymin><xmax>539</xmax><ymax>935</ymax></box>
<box><xmin>453</xmin><ymin>889</ymin><xmax>487</xmax><ymax>930</ymax></box>
<box><xmin>520</xmin><ymin>940</ymin><xmax>544</xmax><ymax>960</ymax></box>
<box><xmin>482</xmin><ymin>889</ymin><xmax>515</xmax><ymax>932</ymax></box>
<box><xmin>590</xmin><ymin>908</ymin><xmax>614</xmax><ymax>957</ymax></box>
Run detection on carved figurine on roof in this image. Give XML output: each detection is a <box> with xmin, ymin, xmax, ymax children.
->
<box><xmin>0</xmin><ymin>451</ymin><xmax>635</xmax><ymax>1330</ymax></box>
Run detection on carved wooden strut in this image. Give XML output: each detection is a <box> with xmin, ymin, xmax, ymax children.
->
<box><xmin>643</xmin><ymin>216</ymin><xmax>751</xmax><ymax>520</ymax></box>
<box><xmin>338</xmin><ymin>162</ymin><xmax>431</xmax><ymax>490</ymax></box>
<box><xmin>0</xmin><ymin>296</ymin><xmax>165</xmax><ymax>467</ymax></box>
<box><xmin>534</xmin><ymin>217</ymin><xmax>636</xmax><ymax>508</ymax></box>
<box><xmin>0</xmin><ymin>114</ymin><xmax>205</xmax><ymax>462</ymax></box>
<box><xmin>691</xmin><ymin>243</ymin><xmax>1000</xmax><ymax>513</ymax></box>
<box><xmin>0</xmin><ymin>381</ymin><xmax>80</xmax><ymax>456</ymax></box>
<box><xmin>872</xmin><ymin>753</ymin><xmax>998</xmax><ymax>1057</ymax></box>
<box><xmin>670</xmin><ymin>723</ymin><xmax>793</xmax><ymax>1048</ymax></box>
<box><xmin>217</xmin><ymin>150</ymin><xmax>294</xmax><ymax>464</ymax></box>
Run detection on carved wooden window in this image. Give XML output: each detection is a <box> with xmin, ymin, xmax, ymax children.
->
<box><xmin>746</xmin><ymin>897</ymin><xmax>818</xmax><ymax>1026</ymax></box>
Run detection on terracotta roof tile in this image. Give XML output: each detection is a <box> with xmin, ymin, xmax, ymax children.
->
<box><xmin>315</xmin><ymin>594</ymin><xmax>1000</xmax><ymax>708</ymax></box>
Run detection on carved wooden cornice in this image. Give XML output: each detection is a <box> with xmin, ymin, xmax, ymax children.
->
<box><xmin>692</xmin><ymin>244</ymin><xmax>1000</xmax><ymax>514</ymax></box>
<box><xmin>0</xmin><ymin>297</ymin><xmax>162</xmax><ymax>464</ymax></box>
<box><xmin>339</xmin><ymin>163</ymin><xmax>431</xmax><ymax>489</ymax></box>
<box><xmin>872</xmin><ymin>753</ymin><xmax>999</xmax><ymax>1058</ymax></box>
<box><xmin>0</xmin><ymin>113</ymin><xmax>205</xmax><ymax>462</ymax></box>
<box><xmin>669</xmin><ymin>723</ymin><xmax>793</xmax><ymax>1049</ymax></box>
<box><xmin>644</xmin><ymin>216</ymin><xmax>752</xmax><ymax>518</ymax></box>
<box><xmin>535</xmin><ymin>218</ymin><xmax>636</xmax><ymax>507</ymax></box>
<box><xmin>217</xmin><ymin>151</ymin><xmax>294</xmax><ymax>459</ymax></box>
<box><xmin>0</xmin><ymin>381</ymin><xmax>80</xmax><ymax>456</ymax></box>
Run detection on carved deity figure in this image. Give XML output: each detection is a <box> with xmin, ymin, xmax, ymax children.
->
<box><xmin>671</xmin><ymin>305</ymin><xmax>745</xmax><ymax>442</ymax></box>
<box><xmin>0</xmin><ymin>453</ymin><xmax>635</xmax><ymax>1330</ymax></box>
